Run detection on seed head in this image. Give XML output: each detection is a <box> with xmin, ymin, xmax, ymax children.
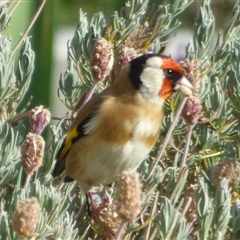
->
<box><xmin>182</xmin><ymin>97</ymin><xmax>202</xmax><ymax>125</ymax></box>
<box><xmin>12</xmin><ymin>197</ymin><xmax>40</xmax><ymax>238</ymax></box>
<box><xmin>91</xmin><ymin>200</ymin><xmax>119</xmax><ymax>239</ymax></box>
<box><xmin>180</xmin><ymin>59</ymin><xmax>202</xmax><ymax>92</ymax></box>
<box><xmin>21</xmin><ymin>133</ymin><xmax>45</xmax><ymax>174</ymax></box>
<box><xmin>90</xmin><ymin>38</ymin><xmax>114</xmax><ymax>82</ymax></box>
<box><xmin>115</xmin><ymin>171</ymin><xmax>142</xmax><ymax>222</ymax></box>
<box><xmin>30</xmin><ymin>106</ymin><xmax>51</xmax><ymax>135</ymax></box>
<box><xmin>180</xmin><ymin>59</ymin><xmax>203</xmax><ymax>125</ymax></box>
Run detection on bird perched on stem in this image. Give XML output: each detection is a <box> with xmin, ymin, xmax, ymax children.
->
<box><xmin>52</xmin><ymin>54</ymin><xmax>194</xmax><ymax>193</ymax></box>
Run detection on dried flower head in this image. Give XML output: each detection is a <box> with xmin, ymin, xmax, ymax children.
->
<box><xmin>91</xmin><ymin>196</ymin><xmax>119</xmax><ymax>239</ymax></box>
<box><xmin>30</xmin><ymin>106</ymin><xmax>51</xmax><ymax>135</ymax></box>
<box><xmin>183</xmin><ymin>184</ymin><xmax>198</xmax><ymax>222</ymax></box>
<box><xmin>115</xmin><ymin>171</ymin><xmax>142</xmax><ymax>222</ymax></box>
<box><xmin>21</xmin><ymin>133</ymin><xmax>45</xmax><ymax>174</ymax></box>
<box><xmin>113</xmin><ymin>47</ymin><xmax>138</xmax><ymax>78</ymax></box>
<box><xmin>182</xmin><ymin>97</ymin><xmax>202</xmax><ymax>125</ymax></box>
<box><xmin>180</xmin><ymin>59</ymin><xmax>202</xmax><ymax>92</ymax></box>
<box><xmin>180</xmin><ymin>59</ymin><xmax>203</xmax><ymax>125</ymax></box>
<box><xmin>12</xmin><ymin>197</ymin><xmax>40</xmax><ymax>238</ymax></box>
<box><xmin>90</xmin><ymin>37</ymin><xmax>114</xmax><ymax>82</ymax></box>
<box><xmin>212</xmin><ymin>157</ymin><xmax>240</xmax><ymax>189</ymax></box>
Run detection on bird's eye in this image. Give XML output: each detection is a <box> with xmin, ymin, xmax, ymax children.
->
<box><xmin>164</xmin><ymin>69</ymin><xmax>176</xmax><ymax>77</ymax></box>
<box><xmin>164</xmin><ymin>69</ymin><xmax>181</xmax><ymax>82</ymax></box>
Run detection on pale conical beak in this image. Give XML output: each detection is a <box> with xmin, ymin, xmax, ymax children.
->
<box><xmin>174</xmin><ymin>76</ymin><xmax>195</xmax><ymax>97</ymax></box>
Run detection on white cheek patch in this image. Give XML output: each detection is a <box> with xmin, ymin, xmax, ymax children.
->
<box><xmin>140</xmin><ymin>56</ymin><xmax>165</xmax><ymax>105</ymax></box>
<box><xmin>140</xmin><ymin>67</ymin><xmax>164</xmax><ymax>92</ymax></box>
<box><xmin>139</xmin><ymin>66</ymin><xmax>165</xmax><ymax>105</ymax></box>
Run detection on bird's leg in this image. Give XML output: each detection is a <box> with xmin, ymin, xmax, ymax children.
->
<box><xmin>86</xmin><ymin>192</ymin><xmax>93</xmax><ymax>217</ymax></box>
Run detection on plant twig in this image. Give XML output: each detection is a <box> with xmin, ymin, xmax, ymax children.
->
<box><xmin>146</xmin><ymin>97</ymin><xmax>187</xmax><ymax>181</ymax></box>
<box><xmin>23</xmin><ymin>173</ymin><xmax>32</xmax><ymax>189</ymax></box>
<box><xmin>115</xmin><ymin>222</ymin><xmax>126</xmax><ymax>240</ymax></box>
<box><xmin>149</xmin><ymin>227</ymin><xmax>158</xmax><ymax>240</ymax></box>
<box><xmin>165</xmin><ymin>197</ymin><xmax>192</xmax><ymax>240</ymax></box>
<box><xmin>144</xmin><ymin>191</ymin><xmax>159</xmax><ymax>240</ymax></box>
<box><xmin>81</xmin><ymin>82</ymin><xmax>98</xmax><ymax>107</ymax></box>
<box><xmin>180</xmin><ymin>124</ymin><xmax>196</xmax><ymax>171</ymax></box>
<box><xmin>8</xmin><ymin>0</ymin><xmax>20</xmax><ymax>15</ymax></box>
<box><xmin>12</xmin><ymin>0</ymin><xmax>46</xmax><ymax>54</ymax></box>
<box><xmin>169</xmin><ymin>167</ymin><xmax>188</xmax><ymax>202</ymax></box>
<box><xmin>164</xmin><ymin>198</ymin><xmax>184</xmax><ymax>240</ymax></box>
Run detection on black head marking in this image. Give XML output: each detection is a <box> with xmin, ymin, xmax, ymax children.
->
<box><xmin>129</xmin><ymin>54</ymin><xmax>170</xmax><ymax>90</ymax></box>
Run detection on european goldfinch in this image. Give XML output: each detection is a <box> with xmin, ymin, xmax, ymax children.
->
<box><xmin>52</xmin><ymin>54</ymin><xmax>194</xmax><ymax>192</ymax></box>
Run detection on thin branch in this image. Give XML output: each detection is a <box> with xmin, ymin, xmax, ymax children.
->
<box><xmin>148</xmin><ymin>227</ymin><xmax>158</xmax><ymax>240</ymax></box>
<box><xmin>169</xmin><ymin>167</ymin><xmax>188</xmax><ymax>202</ymax></box>
<box><xmin>23</xmin><ymin>173</ymin><xmax>32</xmax><ymax>189</ymax></box>
<box><xmin>12</xmin><ymin>0</ymin><xmax>46</xmax><ymax>54</ymax></box>
<box><xmin>8</xmin><ymin>0</ymin><xmax>20</xmax><ymax>16</ymax></box>
<box><xmin>144</xmin><ymin>191</ymin><xmax>159</xmax><ymax>240</ymax></box>
<box><xmin>146</xmin><ymin>97</ymin><xmax>187</xmax><ymax>181</ymax></box>
<box><xmin>165</xmin><ymin>197</ymin><xmax>192</xmax><ymax>240</ymax></box>
<box><xmin>180</xmin><ymin>124</ymin><xmax>195</xmax><ymax>171</ymax></box>
<box><xmin>81</xmin><ymin>82</ymin><xmax>98</xmax><ymax>107</ymax></box>
<box><xmin>115</xmin><ymin>222</ymin><xmax>126</xmax><ymax>240</ymax></box>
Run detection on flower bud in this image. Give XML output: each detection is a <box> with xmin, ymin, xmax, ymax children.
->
<box><xmin>30</xmin><ymin>106</ymin><xmax>51</xmax><ymax>135</ymax></box>
<box><xmin>115</xmin><ymin>171</ymin><xmax>142</xmax><ymax>222</ymax></box>
<box><xmin>90</xmin><ymin>38</ymin><xmax>114</xmax><ymax>82</ymax></box>
<box><xmin>12</xmin><ymin>197</ymin><xmax>40</xmax><ymax>238</ymax></box>
<box><xmin>21</xmin><ymin>133</ymin><xmax>45</xmax><ymax>174</ymax></box>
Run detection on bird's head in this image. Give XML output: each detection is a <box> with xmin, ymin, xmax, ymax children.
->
<box><xmin>128</xmin><ymin>54</ymin><xmax>194</xmax><ymax>105</ymax></box>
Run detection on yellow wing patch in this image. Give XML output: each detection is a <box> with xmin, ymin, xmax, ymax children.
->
<box><xmin>57</xmin><ymin>128</ymin><xmax>79</xmax><ymax>161</ymax></box>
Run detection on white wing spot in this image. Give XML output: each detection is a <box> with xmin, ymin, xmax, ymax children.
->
<box><xmin>83</xmin><ymin>112</ymin><xmax>99</xmax><ymax>135</ymax></box>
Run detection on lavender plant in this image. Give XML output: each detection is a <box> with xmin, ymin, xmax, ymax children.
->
<box><xmin>0</xmin><ymin>0</ymin><xmax>240</xmax><ymax>239</ymax></box>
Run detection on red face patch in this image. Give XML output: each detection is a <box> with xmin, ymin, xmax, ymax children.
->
<box><xmin>161</xmin><ymin>58</ymin><xmax>183</xmax><ymax>74</ymax></box>
<box><xmin>159</xmin><ymin>78</ymin><xmax>173</xmax><ymax>100</ymax></box>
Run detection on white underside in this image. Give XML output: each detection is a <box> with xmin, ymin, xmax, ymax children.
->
<box><xmin>72</xmin><ymin>139</ymin><xmax>151</xmax><ymax>192</ymax></box>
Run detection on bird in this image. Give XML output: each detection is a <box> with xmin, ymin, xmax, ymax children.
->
<box><xmin>52</xmin><ymin>53</ymin><xmax>194</xmax><ymax>193</ymax></box>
